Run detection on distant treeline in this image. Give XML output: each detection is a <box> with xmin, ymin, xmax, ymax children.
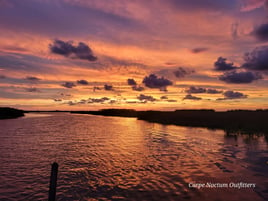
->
<box><xmin>0</xmin><ymin>107</ymin><xmax>25</xmax><ymax>119</ymax></box>
<box><xmin>71</xmin><ymin>109</ymin><xmax>268</xmax><ymax>134</ymax></box>
<box><xmin>71</xmin><ymin>109</ymin><xmax>138</xmax><ymax>117</ymax></box>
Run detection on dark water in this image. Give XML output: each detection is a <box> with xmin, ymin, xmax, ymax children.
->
<box><xmin>0</xmin><ymin>113</ymin><xmax>267</xmax><ymax>201</ymax></box>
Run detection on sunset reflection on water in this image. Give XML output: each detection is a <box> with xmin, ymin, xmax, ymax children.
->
<box><xmin>0</xmin><ymin>113</ymin><xmax>267</xmax><ymax>201</ymax></box>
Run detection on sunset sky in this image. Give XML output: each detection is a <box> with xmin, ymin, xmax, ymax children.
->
<box><xmin>1</xmin><ymin>0</ymin><xmax>268</xmax><ymax>110</ymax></box>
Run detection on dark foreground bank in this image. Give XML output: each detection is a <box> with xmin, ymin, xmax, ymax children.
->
<box><xmin>0</xmin><ymin>107</ymin><xmax>25</xmax><ymax>119</ymax></box>
<box><xmin>71</xmin><ymin>109</ymin><xmax>268</xmax><ymax>134</ymax></box>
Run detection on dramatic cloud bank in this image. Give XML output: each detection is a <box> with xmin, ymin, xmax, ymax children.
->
<box><xmin>242</xmin><ymin>46</ymin><xmax>268</xmax><ymax>71</ymax></box>
<box><xmin>252</xmin><ymin>23</ymin><xmax>268</xmax><ymax>42</ymax></box>
<box><xmin>1</xmin><ymin>0</ymin><xmax>268</xmax><ymax>110</ymax></box>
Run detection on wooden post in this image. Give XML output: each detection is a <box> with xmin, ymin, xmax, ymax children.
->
<box><xmin>48</xmin><ymin>162</ymin><xmax>58</xmax><ymax>201</ymax></box>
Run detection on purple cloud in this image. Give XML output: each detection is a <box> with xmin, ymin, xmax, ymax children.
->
<box><xmin>160</xmin><ymin>96</ymin><xmax>168</xmax><ymax>99</ymax></box>
<box><xmin>93</xmin><ymin>86</ymin><xmax>101</xmax><ymax>92</ymax></box>
<box><xmin>132</xmin><ymin>85</ymin><xmax>145</xmax><ymax>91</ymax></box>
<box><xmin>88</xmin><ymin>97</ymin><xmax>110</xmax><ymax>103</ymax></box>
<box><xmin>240</xmin><ymin>0</ymin><xmax>267</xmax><ymax>11</ymax></box>
<box><xmin>186</xmin><ymin>86</ymin><xmax>206</xmax><ymax>93</ymax></box>
<box><xmin>214</xmin><ymin>57</ymin><xmax>237</xmax><ymax>71</ymax></box>
<box><xmin>49</xmin><ymin>39</ymin><xmax>97</xmax><ymax>61</ymax></box>
<box><xmin>137</xmin><ymin>94</ymin><xmax>156</xmax><ymax>102</ymax></box>
<box><xmin>77</xmin><ymin>80</ymin><xmax>89</xmax><ymax>85</ymax></box>
<box><xmin>252</xmin><ymin>23</ymin><xmax>268</xmax><ymax>41</ymax></box>
<box><xmin>104</xmin><ymin>84</ymin><xmax>113</xmax><ymax>91</ymax></box>
<box><xmin>183</xmin><ymin>94</ymin><xmax>202</xmax><ymax>100</ymax></box>
<box><xmin>242</xmin><ymin>46</ymin><xmax>268</xmax><ymax>71</ymax></box>
<box><xmin>62</xmin><ymin>82</ymin><xmax>76</xmax><ymax>88</ymax></box>
<box><xmin>186</xmin><ymin>86</ymin><xmax>222</xmax><ymax>94</ymax></box>
<box><xmin>206</xmin><ymin>88</ymin><xmax>222</xmax><ymax>94</ymax></box>
<box><xmin>173</xmin><ymin>67</ymin><xmax>195</xmax><ymax>78</ymax></box>
<box><xmin>142</xmin><ymin>74</ymin><xmax>172</xmax><ymax>89</ymax></box>
<box><xmin>25</xmin><ymin>87</ymin><xmax>40</xmax><ymax>92</ymax></box>
<box><xmin>127</xmin><ymin>78</ymin><xmax>137</xmax><ymax>86</ymax></box>
<box><xmin>191</xmin><ymin>47</ymin><xmax>209</xmax><ymax>54</ymax></box>
<box><xmin>26</xmin><ymin>76</ymin><xmax>41</xmax><ymax>82</ymax></box>
<box><xmin>219</xmin><ymin>70</ymin><xmax>262</xmax><ymax>84</ymax></box>
<box><xmin>218</xmin><ymin>90</ymin><xmax>248</xmax><ymax>100</ymax></box>
<box><xmin>167</xmin><ymin>0</ymin><xmax>237</xmax><ymax>12</ymax></box>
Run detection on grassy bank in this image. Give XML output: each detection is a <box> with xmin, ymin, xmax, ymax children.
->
<box><xmin>0</xmin><ymin>107</ymin><xmax>25</xmax><ymax>119</ymax></box>
<box><xmin>72</xmin><ymin>109</ymin><xmax>268</xmax><ymax>134</ymax></box>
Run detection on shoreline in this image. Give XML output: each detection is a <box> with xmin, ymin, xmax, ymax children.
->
<box><xmin>0</xmin><ymin>107</ymin><xmax>25</xmax><ymax>119</ymax></box>
<box><xmin>71</xmin><ymin>109</ymin><xmax>268</xmax><ymax>135</ymax></box>
<box><xmin>2</xmin><ymin>107</ymin><xmax>268</xmax><ymax>135</ymax></box>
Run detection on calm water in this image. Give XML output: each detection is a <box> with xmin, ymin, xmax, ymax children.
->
<box><xmin>0</xmin><ymin>113</ymin><xmax>267</xmax><ymax>201</ymax></box>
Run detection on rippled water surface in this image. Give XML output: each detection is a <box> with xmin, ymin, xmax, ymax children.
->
<box><xmin>0</xmin><ymin>113</ymin><xmax>267</xmax><ymax>201</ymax></box>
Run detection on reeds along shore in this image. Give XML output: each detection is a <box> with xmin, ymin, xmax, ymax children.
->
<box><xmin>71</xmin><ymin>109</ymin><xmax>268</xmax><ymax>135</ymax></box>
<box><xmin>0</xmin><ymin>107</ymin><xmax>25</xmax><ymax>119</ymax></box>
<box><xmin>2</xmin><ymin>107</ymin><xmax>268</xmax><ymax>135</ymax></box>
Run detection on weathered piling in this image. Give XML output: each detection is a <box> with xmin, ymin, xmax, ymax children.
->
<box><xmin>48</xmin><ymin>162</ymin><xmax>58</xmax><ymax>201</ymax></box>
